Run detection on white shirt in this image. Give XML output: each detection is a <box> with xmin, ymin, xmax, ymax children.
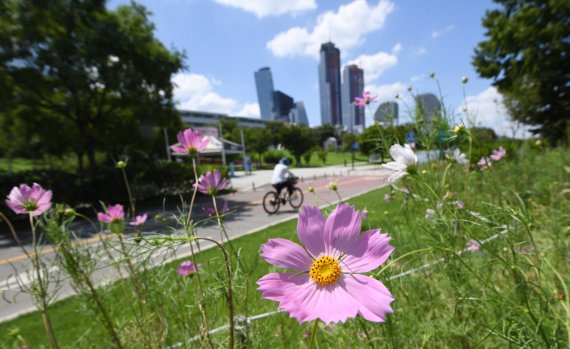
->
<box><xmin>271</xmin><ymin>164</ymin><xmax>290</xmax><ymax>184</ymax></box>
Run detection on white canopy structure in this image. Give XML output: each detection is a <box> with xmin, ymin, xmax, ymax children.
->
<box><xmin>170</xmin><ymin>135</ymin><xmax>245</xmax><ymax>165</ymax></box>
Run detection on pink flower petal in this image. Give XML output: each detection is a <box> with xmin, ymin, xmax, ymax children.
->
<box><xmin>97</xmin><ymin>213</ymin><xmax>111</xmax><ymax>223</ymax></box>
<box><xmin>297</xmin><ymin>206</ymin><xmax>326</xmax><ymax>257</ymax></box>
<box><xmin>343</xmin><ymin>274</ymin><xmax>394</xmax><ymax>322</ymax></box>
<box><xmin>257</xmin><ymin>273</ymin><xmax>360</xmax><ymax>325</ymax></box>
<box><xmin>176</xmin><ymin>131</ymin><xmax>186</xmax><ymax>146</ymax></box>
<box><xmin>170</xmin><ymin>145</ymin><xmax>187</xmax><ymax>154</ymax></box>
<box><xmin>323</xmin><ymin>203</ymin><xmax>361</xmax><ymax>257</ymax></box>
<box><xmin>341</xmin><ymin>230</ymin><xmax>394</xmax><ymax>273</ymax></box>
<box><xmin>36</xmin><ymin>189</ymin><xmax>53</xmax><ymax>206</ymax></box>
<box><xmin>260</xmin><ymin>238</ymin><xmax>312</xmax><ymax>271</ymax></box>
<box><xmin>5</xmin><ymin>199</ymin><xmax>25</xmax><ymax>214</ymax></box>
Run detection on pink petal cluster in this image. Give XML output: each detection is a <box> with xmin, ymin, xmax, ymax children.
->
<box><xmin>129</xmin><ymin>213</ymin><xmax>148</xmax><ymax>227</ymax></box>
<box><xmin>354</xmin><ymin>90</ymin><xmax>378</xmax><ymax>107</ymax></box>
<box><xmin>467</xmin><ymin>239</ymin><xmax>480</xmax><ymax>252</ymax></box>
<box><xmin>257</xmin><ymin>204</ymin><xmax>395</xmax><ymax>325</ymax></box>
<box><xmin>477</xmin><ymin>157</ymin><xmax>492</xmax><ymax>171</ymax></box>
<box><xmin>196</xmin><ymin>170</ymin><xmax>227</xmax><ymax>196</ymax></box>
<box><xmin>383</xmin><ymin>194</ymin><xmax>390</xmax><ymax>202</ymax></box>
<box><xmin>97</xmin><ymin>204</ymin><xmax>125</xmax><ymax>223</ymax></box>
<box><xmin>490</xmin><ymin>146</ymin><xmax>507</xmax><ymax>161</ymax></box>
<box><xmin>6</xmin><ymin>183</ymin><xmax>52</xmax><ymax>216</ymax></box>
<box><xmin>177</xmin><ymin>261</ymin><xmax>201</xmax><ymax>276</ymax></box>
<box><xmin>202</xmin><ymin>201</ymin><xmax>230</xmax><ymax>217</ymax></box>
<box><xmin>170</xmin><ymin>128</ymin><xmax>209</xmax><ymax>155</ymax></box>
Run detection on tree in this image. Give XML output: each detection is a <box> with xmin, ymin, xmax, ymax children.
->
<box><xmin>279</xmin><ymin>125</ymin><xmax>316</xmax><ymax>165</ymax></box>
<box><xmin>312</xmin><ymin>124</ymin><xmax>336</xmax><ymax>147</ymax></box>
<box><xmin>316</xmin><ymin>148</ymin><xmax>328</xmax><ymax>164</ymax></box>
<box><xmin>472</xmin><ymin>0</ymin><xmax>570</xmax><ymax>144</ymax></box>
<box><xmin>358</xmin><ymin>125</ymin><xmax>388</xmax><ymax>160</ymax></box>
<box><xmin>342</xmin><ymin>133</ymin><xmax>357</xmax><ymax>152</ymax></box>
<box><xmin>245</xmin><ymin>127</ymin><xmax>272</xmax><ymax>166</ymax></box>
<box><xmin>0</xmin><ymin>0</ymin><xmax>184</xmax><ymax>178</ymax></box>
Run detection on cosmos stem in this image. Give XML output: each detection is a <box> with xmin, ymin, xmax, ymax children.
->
<box><xmin>308</xmin><ymin>318</ymin><xmax>319</xmax><ymax>349</ymax></box>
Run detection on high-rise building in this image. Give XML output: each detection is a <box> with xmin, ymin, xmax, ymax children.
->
<box><xmin>273</xmin><ymin>90</ymin><xmax>295</xmax><ymax>123</ymax></box>
<box><xmin>289</xmin><ymin>101</ymin><xmax>309</xmax><ymax>126</ymax></box>
<box><xmin>415</xmin><ymin>93</ymin><xmax>441</xmax><ymax>124</ymax></box>
<box><xmin>341</xmin><ymin>64</ymin><xmax>365</xmax><ymax>133</ymax></box>
<box><xmin>374</xmin><ymin>101</ymin><xmax>399</xmax><ymax>126</ymax></box>
<box><xmin>319</xmin><ymin>42</ymin><xmax>342</xmax><ymax>126</ymax></box>
<box><xmin>254</xmin><ymin>67</ymin><xmax>275</xmax><ymax>120</ymax></box>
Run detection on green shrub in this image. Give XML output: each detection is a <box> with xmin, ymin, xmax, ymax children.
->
<box><xmin>262</xmin><ymin>149</ymin><xmax>292</xmax><ymax>165</ymax></box>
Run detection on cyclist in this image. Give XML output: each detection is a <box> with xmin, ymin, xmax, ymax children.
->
<box><xmin>271</xmin><ymin>158</ymin><xmax>295</xmax><ymax>197</ymax></box>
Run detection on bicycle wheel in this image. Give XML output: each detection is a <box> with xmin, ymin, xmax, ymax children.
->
<box><xmin>262</xmin><ymin>191</ymin><xmax>281</xmax><ymax>214</ymax></box>
<box><xmin>288</xmin><ymin>187</ymin><xmax>304</xmax><ymax>209</ymax></box>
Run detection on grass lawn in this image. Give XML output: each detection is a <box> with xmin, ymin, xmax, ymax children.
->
<box><xmin>0</xmin><ymin>154</ymin><xmax>106</xmax><ymax>173</ymax></box>
<box><xmin>0</xmin><ymin>146</ymin><xmax>568</xmax><ymax>348</ymax></box>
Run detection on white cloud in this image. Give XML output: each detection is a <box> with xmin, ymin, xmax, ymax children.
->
<box><xmin>462</xmin><ymin>86</ymin><xmax>531</xmax><ymax>138</ymax></box>
<box><xmin>267</xmin><ymin>0</ymin><xmax>394</xmax><ymax>58</ymax></box>
<box><xmin>213</xmin><ymin>0</ymin><xmax>316</xmax><ymax>18</ymax></box>
<box><xmin>431</xmin><ymin>25</ymin><xmax>455</xmax><ymax>38</ymax></box>
<box><xmin>236</xmin><ymin>103</ymin><xmax>261</xmax><ymax>118</ymax></box>
<box><xmin>392</xmin><ymin>42</ymin><xmax>403</xmax><ymax>54</ymax></box>
<box><xmin>173</xmin><ymin>73</ymin><xmax>239</xmax><ymax>114</ymax></box>
<box><xmin>347</xmin><ymin>50</ymin><xmax>398</xmax><ymax>82</ymax></box>
<box><xmin>410</xmin><ymin>74</ymin><xmax>425</xmax><ymax>82</ymax></box>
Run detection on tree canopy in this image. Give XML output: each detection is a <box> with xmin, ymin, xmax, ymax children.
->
<box><xmin>472</xmin><ymin>0</ymin><xmax>570</xmax><ymax>144</ymax></box>
<box><xmin>0</xmin><ymin>0</ymin><xmax>184</xmax><ymax>176</ymax></box>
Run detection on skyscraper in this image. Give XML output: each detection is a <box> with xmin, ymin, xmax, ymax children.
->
<box><xmin>415</xmin><ymin>93</ymin><xmax>441</xmax><ymax>124</ymax></box>
<box><xmin>254</xmin><ymin>67</ymin><xmax>275</xmax><ymax>120</ymax></box>
<box><xmin>289</xmin><ymin>101</ymin><xmax>309</xmax><ymax>125</ymax></box>
<box><xmin>341</xmin><ymin>64</ymin><xmax>365</xmax><ymax>133</ymax></box>
<box><xmin>273</xmin><ymin>90</ymin><xmax>295</xmax><ymax>123</ymax></box>
<box><xmin>319</xmin><ymin>42</ymin><xmax>342</xmax><ymax>126</ymax></box>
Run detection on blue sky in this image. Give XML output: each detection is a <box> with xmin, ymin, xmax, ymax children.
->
<box><xmin>109</xmin><ymin>0</ymin><xmax>524</xmax><ymax>136</ymax></box>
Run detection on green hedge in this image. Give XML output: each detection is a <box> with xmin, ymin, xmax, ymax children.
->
<box><xmin>0</xmin><ymin>161</ymin><xmax>228</xmax><ymax>215</ymax></box>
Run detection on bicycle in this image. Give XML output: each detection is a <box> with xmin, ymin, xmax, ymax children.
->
<box><xmin>262</xmin><ymin>177</ymin><xmax>304</xmax><ymax>214</ymax></box>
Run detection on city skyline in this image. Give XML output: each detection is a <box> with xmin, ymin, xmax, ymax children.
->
<box><xmin>110</xmin><ymin>0</ymin><xmax>528</xmax><ymax>137</ymax></box>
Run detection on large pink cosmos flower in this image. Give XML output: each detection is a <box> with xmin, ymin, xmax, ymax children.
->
<box><xmin>195</xmin><ymin>170</ymin><xmax>227</xmax><ymax>196</ymax></box>
<box><xmin>257</xmin><ymin>204</ymin><xmax>395</xmax><ymax>325</ymax></box>
<box><xmin>97</xmin><ymin>204</ymin><xmax>125</xmax><ymax>223</ymax></box>
<box><xmin>6</xmin><ymin>183</ymin><xmax>52</xmax><ymax>216</ymax></box>
<box><xmin>354</xmin><ymin>90</ymin><xmax>378</xmax><ymax>107</ymax></box>
<box><xmin>170</xmin><ymin>128</ymin><xmax>209</xmax><ymax>155</ymax></box>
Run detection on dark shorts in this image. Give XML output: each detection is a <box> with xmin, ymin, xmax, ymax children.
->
<box><xmin>273</xmin><ymin>178</ymin><xmax>294</xmax><ymax>196</ymax></box>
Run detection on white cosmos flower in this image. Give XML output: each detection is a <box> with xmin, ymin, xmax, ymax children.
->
<box><xmin>382</xmin><ymin>144</ymin><xmax>418</xmax><ymax>183</ymax></box>
<box><xmin>447</xmin><ymin>148</ymin><xmax>468</xmax><ymax>166</ymax></box>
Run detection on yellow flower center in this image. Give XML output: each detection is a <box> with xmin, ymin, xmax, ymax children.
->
<box><xmin>309</xmin><ymin>256</ymin><xmax>341</xmax><ymax>286</ymax></box>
